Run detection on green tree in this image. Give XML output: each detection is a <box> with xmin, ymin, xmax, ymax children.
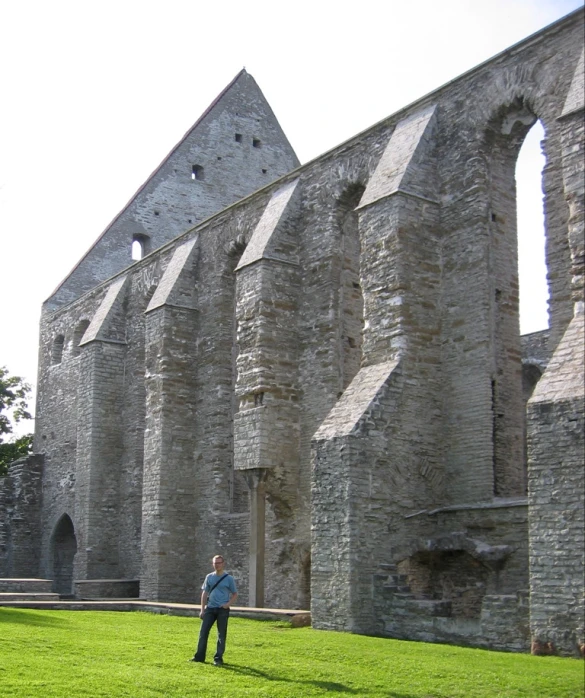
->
<box><xmin>0</xmin><ymin>366</ymin><xmax>33</xmax><ymax>476</ymax></box>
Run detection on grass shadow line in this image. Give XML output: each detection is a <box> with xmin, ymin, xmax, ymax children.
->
<box><xmin>0</xmin><ymin>608</ymin><xmax>69</xmax><ymax>627</ymax></box>
<box><xmin>222</xmin><ymin>662</ymin><xmax>417</xmax><ymax>695</ymax></box>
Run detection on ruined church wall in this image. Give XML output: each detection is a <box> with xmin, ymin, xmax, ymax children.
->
<box><xmin>290</xmin><ymin>139</ymin><xmax>393</xmax><ymax>608</ymax></box>
<box><xmin>33</xmin><ymin>126</ymin><xmax>390</xmax><ymax>605</ymax></box>
<box><xmin>28</xmin><ymin>11</ymin><xmax>583</xmax><ymax>626</ymax></box>
<box><xmin>435</xmin><ymin>25</ymin><xmax>580</xmax><ymax>504</ymax></box>
<box><xmin>185</xmin><ymin>196</ymin><xmax>272</xmax><ymax>603</ymax></box>
<box><xmin>310</xmin><ymin>10</ymin><xmax>583</xmax><ymax>643</ymax></box>
<box><xmin>35</xmin><ymin>244</ymin><xmax>174</xmax><ymax>584</ymax></box>
<box><xmin>35</xmin><ymin>297</ymin><xmax>101</xmax><ymax>578</ymax></box>
<box><xmin>116</xmin><ymin>266</ymin><xmax>165</xmax><ymax>579</ymax></box>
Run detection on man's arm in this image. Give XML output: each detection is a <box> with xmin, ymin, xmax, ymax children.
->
<box><xmin>222</xmin><ymin>591</ymin><xmax>237</xmax><ymax>609</ymax></box>
<box><xmin>199</xmin><ymin>590</ymin><xmax>208</xmax><ymax>618</ymax></box>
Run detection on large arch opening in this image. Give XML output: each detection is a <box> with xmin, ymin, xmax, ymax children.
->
<box><xmin>517</xmin><ymin>120</ymin><xmax>549</xmax><ymax>335</ymax></box>
<box><xmin>50</xmin><ymin>514</ymin><xmax>77</xmax><ymax>596</ymax></box>
<box><xmin>483</xmin><ymin>99</ymin><xmax>546</xmax><ymax>497</ymax></box>
<box><xmin>516</xmin><ymin>119</ymin><xmax>550</xmax><ymax>490</ymax></box>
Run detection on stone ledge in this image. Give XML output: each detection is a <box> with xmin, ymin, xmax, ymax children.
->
<box><xmin>0</xmin><ymin>592</ymin><xmax>60</xmax><ymax>601</ymax></box>
<box><xmin>0</xmin><ymin>599</ymin><xmax>311</xmax><ymax>625</ymax></box>
<box><xmin>0</xmin><ymin>578</ymin><xmax>53</xmax><ymax>593</ymax></box>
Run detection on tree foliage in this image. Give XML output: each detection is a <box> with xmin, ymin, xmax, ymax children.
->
<box><xmin>0</xmin><ymin>366</ymin><xmax>33</xmax><ymax>476</ymax></box>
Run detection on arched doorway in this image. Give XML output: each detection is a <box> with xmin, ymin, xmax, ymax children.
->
<box><xmin>50</xmin><ymin>514</ymin><xmax>77</xmax><ymax>596</ymax></box>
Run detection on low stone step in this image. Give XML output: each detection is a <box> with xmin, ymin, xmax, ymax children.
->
<box><xmin>0</xmin><ymin>592</ymin><xmax>60</xmax><ymax>602</ymax></box>
<box><xmin>391</xmin><ymin>592</ymin><xmax>416</xmax><ymax>600</ymax></box>
<box><xmin>0</xmin><ymin>578</ymin><xmax>53</xmax><ymax>594</ymax></box>
<box><xmin>383</xmin><ymin>585</ymin><xmax>412</xmax><ymax>594</ymax></box>
<box><xmin>386</xmin><ymin>574</ymin><xmax>409</xmax><ymax>584</ymax></box>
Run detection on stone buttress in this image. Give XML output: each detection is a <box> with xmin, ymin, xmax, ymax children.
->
<box><xmin>141</xmin><ymin>238</ymin><xmax>200</xmax><ymax>601</ymax></box>
<box><xmin>233</xmin><ymin>179</ymin><xmax>302</xmax><ymax>606</ymax></box>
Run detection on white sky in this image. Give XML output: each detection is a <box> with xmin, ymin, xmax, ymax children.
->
<box><xmin>0</xmin><ymin>0</ymin><xmax>582</xmax><ymax>412</ymax></box>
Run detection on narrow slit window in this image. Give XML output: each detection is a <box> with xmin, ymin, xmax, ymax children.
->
<box><xmin>73</xmin><ymin>320</ymin><xmax>90</xmax><ymax>356</ymax></box>
<box><xmin>191</xmin><ymin>164</ymin><xmax>205</xmax><ymax>181</ymax></box>
<box><xmin>235</xmin><ymin>133</ymin><xmax>242</xmax><ymax>143</ymax></box>
<box><xmin>253</xmin><ymin>138</ymin><xmax>261</xmax><ymax>148</ymax></box>
<box><xmin>52</xmin><ymin>335</ymin><xmax>65</xmax><ymax>365</ymax></box>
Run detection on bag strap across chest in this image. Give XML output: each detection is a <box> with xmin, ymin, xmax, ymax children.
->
<box><xmin>208</xmin><ymin>573</ymin><xmax>228</xmax><ymax>594</ymax></box>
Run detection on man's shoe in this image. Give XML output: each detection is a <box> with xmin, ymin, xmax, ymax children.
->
<box><xmin>189</xmin><ymin>657</ymin><xmax>204</xmax><ymax>663</ymax></box>
<box><xmin>213</xmin><ymin>659</ymin><xmax>224</xmax><ymax>666</ymax></box>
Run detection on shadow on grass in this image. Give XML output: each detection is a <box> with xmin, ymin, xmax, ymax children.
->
<box><xmin>0</xmin><ymin>608</ymin><xmax>69</xmax><ymax>627</ymax></box>
<box><xmin>222</xmin><ymin>663</ymin><xmax>420</xmax><ymax>697</ymax></box>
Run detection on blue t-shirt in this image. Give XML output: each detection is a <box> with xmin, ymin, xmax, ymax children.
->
<box><xmin>202</xmin><ymin>572</ymin><xmax>237</xmax><ymax>608</ymax></box>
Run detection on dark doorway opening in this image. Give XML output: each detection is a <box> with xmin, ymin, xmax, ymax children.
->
<box><xmin>50</xmin><ymin>514</ymin><xmax>77</xmax><ymax>596</ymax></box>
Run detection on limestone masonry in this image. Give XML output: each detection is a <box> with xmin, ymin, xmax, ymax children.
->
<box><xmin>1</xmin><ymin>12</ymin><xmax>583</xmax><ymax>656</ymax></box>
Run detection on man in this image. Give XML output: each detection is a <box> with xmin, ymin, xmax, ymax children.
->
<box><xmin>190</xmin><ymin>555</ymin><xmax>238</xmax><ymax>666</ymax></box>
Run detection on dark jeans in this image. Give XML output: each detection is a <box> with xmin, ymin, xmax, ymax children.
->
<box><xmin>194</xmin><ymin>607</ymin><xmax>230</xmax><ymax>662</ymax></box>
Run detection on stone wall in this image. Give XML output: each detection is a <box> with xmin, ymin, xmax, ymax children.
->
<box><xmin>311</xmin><ymin>12</ymin><xmax>582</xmax><ymax>645</ymax></box>
<box><xmin>521</xmin><ymin>330</ymin><xmax>550</xmax><ymax>367</ymax></box>
<box><xmin>371</xmin><ymin>501</ymin><xmax>530</xmax><ymax>651</ymax></box>
<box><xmin>74</xmin><ymin>579</ymin><xmax>139</xmax><ymax>599</ymax></box>
<box><xmin>0</xmin><ymin>455</ymin><xmax>44</xmax><ymax>577</ymax></box>
<box><xmin>528</xmin><ymin>311</ymin><xmax>584</xmax><ymax>656</ymax></box>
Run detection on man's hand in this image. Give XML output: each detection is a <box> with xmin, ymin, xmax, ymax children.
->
<box><xmin>199</xmin><ymin>592</ymin><xmax>208</xmax><ymax>618</ymax></box>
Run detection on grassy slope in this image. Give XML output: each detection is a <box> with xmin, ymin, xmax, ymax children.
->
<box><xmin>0</xmin><ymin>609</ymin><xmax>582</xmax><ymax>698</ymax></box>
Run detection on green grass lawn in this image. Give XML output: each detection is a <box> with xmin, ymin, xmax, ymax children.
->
<box><xmin>0</xmin><ymin>609</ymin><xmax>582</xmax><ymax>697</ymax></box>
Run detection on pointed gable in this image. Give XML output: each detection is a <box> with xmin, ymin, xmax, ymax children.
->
<box><xmin>46</xmin><ymin>70</ymin><xmax>299</xmax><ymax>311</ymax></box>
